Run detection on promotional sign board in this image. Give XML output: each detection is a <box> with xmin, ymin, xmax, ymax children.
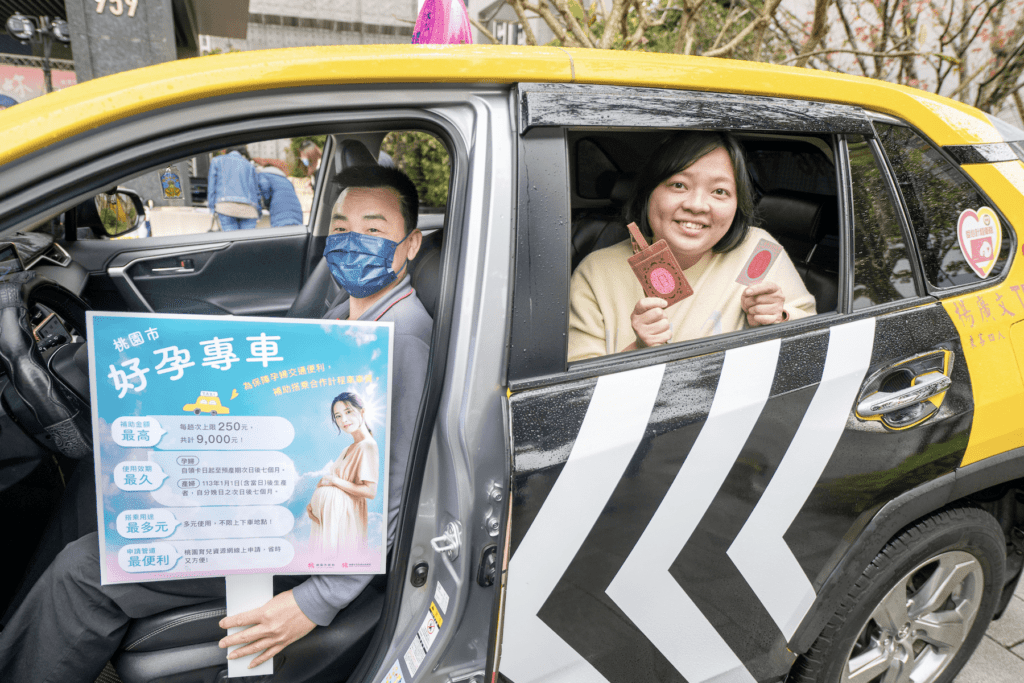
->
<box><xmin>87</xmin><ymin>312</ymin><xmax>393</xmax><ymax>585</ymax></box>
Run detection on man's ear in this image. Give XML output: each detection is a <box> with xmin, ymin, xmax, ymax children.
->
<box><xmin>405</xmin><ymin>229</ymin><xmax>423</xmax><ymax>261</ymax></box>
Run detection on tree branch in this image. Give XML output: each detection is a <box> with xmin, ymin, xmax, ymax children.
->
<box><xmin>470</xmin><ymin>17</ymin><xmax>501</xmax><ymax>44</ymax></box>
<box><xmin>506</xmin><ymin>0</ymin><xmax>539</xmax><ymax>45</ymax></box>
<box><xmin>792</xmin><ymin>0</ymin><xmax>833</xmax><ymax>67</ymax></box>
<box><xmin>703</xmin><ymin>0</ymin><xmax>782</xmax><ymax>59</ymax></box>
<box><xmin>777</xmin><ymin>47</ymin><xmax>961</xmax><ymax>65</ymax></box>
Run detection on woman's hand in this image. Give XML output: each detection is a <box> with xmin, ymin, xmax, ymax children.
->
<box><xmin>630</xmin><ymin>297</ymin><xmax>672</xmax><ymax>348</ymax></box>
<box><xmin>306</xmin><ymin>503</ymin><xmax>319</xmax><ymax>525</ymax></box>
<box><xmin>741</xmin><ymin>282</ymin><xmax>786</xmax><ymax>327</ymax></box>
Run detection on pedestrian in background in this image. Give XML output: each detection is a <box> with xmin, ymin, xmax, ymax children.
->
<box><xmin>258</xmin><ymin>165</ymin><xmax>304</xmax><ymax>227</ymax></box>
<box><xmin>208</xmin><ymin>147</ymin><xmax>260</xmax><ymax>231</ymax></box>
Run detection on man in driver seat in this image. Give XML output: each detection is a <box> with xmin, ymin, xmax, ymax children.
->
<box><xmin>0</xmin><ymin>165</ymin><xmax>432</xmax><ymax>681</ymax></box>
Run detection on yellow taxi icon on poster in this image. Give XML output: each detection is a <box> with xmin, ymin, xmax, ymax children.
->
<box><xmin>182</xmin><ymin>390</ymin><xmax>230</xmax><ymax>415</ymax></box>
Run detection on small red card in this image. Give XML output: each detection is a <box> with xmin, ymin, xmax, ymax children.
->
<box><xmin>736</xmin><ymin>239</ymin><xmax>783</xmax><ymax>286</ymax></box>
<box><xmin>626</xmin><ymin>223</ymin><xmax>693</xmax><ymax>306</ymax></box>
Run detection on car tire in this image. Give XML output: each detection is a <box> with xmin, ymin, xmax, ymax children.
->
<box><xmin>790</xmin><ymin>506</ymin><xmax>1005</xmax><ymax>683</ymax></box>
<box><xmin>194</xmin><ymin>409</ymin><xmax>201</xmax><ymax>414</ymax></box>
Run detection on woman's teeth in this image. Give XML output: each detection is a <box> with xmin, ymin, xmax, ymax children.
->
<box><xmin>678</xmin><ymin>220</ymin><xmax>706</xmax><ymax>230</ymax></box>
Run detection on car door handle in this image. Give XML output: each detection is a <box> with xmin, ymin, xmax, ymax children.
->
<box><xmin>151</xmin><ymin>266</ymin><xmax>194</xmax><ymax>274</ymax></box>
<box><xmin>856</xmin><ymin>371</ymin><xmax>951</xmax><ymax>417</ymax></box>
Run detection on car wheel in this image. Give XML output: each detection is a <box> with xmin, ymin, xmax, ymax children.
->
<box><xmin>210</xmin><ymin>411</ymin><xmax>217</xmax><ymax>415</ymax></box>
<box><xmin>791</xmin><ymin>507</ymin><xmax>1005</xmax><ymax>683</ymax></box>
<box><xmin>194</xmin><ymin>409</ymin><xmax>201</xmax><ymax>414</ymax></box>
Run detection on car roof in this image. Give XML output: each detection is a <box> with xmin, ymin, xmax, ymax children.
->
<box><xmin>0</xmin><ymin>44</ymin><xmax>1004</xmax><ymax>165</ymax></box>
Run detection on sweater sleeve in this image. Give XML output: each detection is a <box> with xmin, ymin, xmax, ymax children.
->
<box><xmin>568</xmin><ymin>262</ymin><xmax>611</xmax><ymax>362</ymax></box>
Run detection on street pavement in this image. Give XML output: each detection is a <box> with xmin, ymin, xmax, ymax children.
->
<box><xmin>954</xmin><ymin>572</ymin><xmax>1024</xmax><ymax>683</ymax></box>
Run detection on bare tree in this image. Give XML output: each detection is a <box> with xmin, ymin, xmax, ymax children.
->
<box><xmin>772</xmin><ymin>0</ymin><xmax>1024</xmax><ymax>115</ymax></box>
<box><xmin>495</xmin><ymin>0</ymin><xmax>1023</xmax><ymax>120</ymax></box>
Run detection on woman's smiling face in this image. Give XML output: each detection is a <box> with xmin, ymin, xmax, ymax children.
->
<box><xmin>333</xmin><ymin>401</ymin><xmax>363</xmax><ymax>434</ymax></box>
<box><xmin>647</xmin><ymin>146</ymin><xmax>738</xmax><ymax>268</ymax></box>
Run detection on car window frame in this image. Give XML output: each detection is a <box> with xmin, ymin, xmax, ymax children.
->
<box><xmin>840</xmin><ymin>132</ymin><xmax>928</xmax><ymax>309</ymax></box>
<box><xmin>867</xmin><ymin>114</ymin><xmax>1017</xmax><ymax>299</ymax></box>
<box><xmin>509</xmin><ymin>83</ymin><xmax>890</xmax><ymax>388</ymax></box>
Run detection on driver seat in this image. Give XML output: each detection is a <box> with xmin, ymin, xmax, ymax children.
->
<box><xmin>112</xmin><ymin>576</ymin><xmax>386</xmax><ymax>683</ymax></box>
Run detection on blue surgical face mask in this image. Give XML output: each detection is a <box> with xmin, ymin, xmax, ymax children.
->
<box><xmin>323</xmin><ymin>230</ymin><xmax>412</xmax><ymax>299</ymax></box>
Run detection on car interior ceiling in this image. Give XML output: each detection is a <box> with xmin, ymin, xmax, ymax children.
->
<box><xmin>0</xmin><ymin>134</ymin><xmax>449</xmax><ymax>683</ymax></box>
<box><xmin>568</xmin><ymin>130</ymin><xmax>841</xmax><ymax>314</ymax></box>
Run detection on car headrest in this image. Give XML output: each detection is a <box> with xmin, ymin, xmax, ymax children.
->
<box><xmin>410</xmin><ymin>229</ymin><xmax>442</xmax><ymax>319</ymax></box>
<box><xmin>593</xmin><ymin>171</ymin><xmax>635</xmax><ymax>205</ymax></box>
<box><xmin>756</xmin><ymin>191</ymin><xmax>837</xmax><ymax>245</ymax></box>
<box><xmin>338</xmin><ymin>140</ymin><xmax>378</xmax><ymax>168</ymax></box>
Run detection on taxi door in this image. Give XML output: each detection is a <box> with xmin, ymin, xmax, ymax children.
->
<box><xmin>496</xmin><ymin>85</ymin><xmax>979</xmax><ymax>683</ymax></box>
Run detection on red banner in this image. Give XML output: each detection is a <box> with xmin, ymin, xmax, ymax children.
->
<box><xmin>0</xmin><ymin>65</ymin><xmax>76</xmax><ymax>105</ymax></box>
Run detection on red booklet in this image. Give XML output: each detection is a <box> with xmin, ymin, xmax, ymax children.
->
<box><xmin>626</xmin><ymin>222</ymin><xmax>693</xmax><ymax>306</ymax></box>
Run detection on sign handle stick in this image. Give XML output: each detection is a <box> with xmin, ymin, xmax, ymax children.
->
<box><xmin>225</xmin><ymin>573</ymin><xmax>275</xmax><ymax>677</ymax></box>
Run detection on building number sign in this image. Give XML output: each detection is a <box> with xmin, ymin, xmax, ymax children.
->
<box><xmin>96</xmin><ymin>0</ymin><xmax>139</xmax><ymax>17</ymax></box>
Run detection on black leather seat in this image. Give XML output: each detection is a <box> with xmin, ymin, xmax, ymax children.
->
<box><xmin>112</xmin><ymin>576</ymin><xmax>386</xmax><ymax>683</ymax></box>
<box><xmin>755</xmin><ymin>190</ymin><xmax>839</xmax><ymax>312</ymax></box>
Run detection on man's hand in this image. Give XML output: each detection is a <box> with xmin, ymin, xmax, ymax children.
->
<box><xmin>218</xmin><ymin>590</ymin><xmax>316</xmax><ymax>669</ymax></box>
<box><xmin>741</xmin><ymin>282</ymin><xmax>786</xmax><ymax>327</ymax></box>
<box><xmin>630</xmin><ymin>297</ymin><xmax>671</xmax><ymax>348</ymax></box>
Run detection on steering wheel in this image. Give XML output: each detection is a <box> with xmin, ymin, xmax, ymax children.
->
<box><xmin>0</xmin><ymin>275</ymin><xmax>92</xmax><ymax>459</ymax></box>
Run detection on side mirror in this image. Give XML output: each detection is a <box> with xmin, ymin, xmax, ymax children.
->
<box><xmin>95</xmin><ymin>189</ymin><xmax>145</xmax><ymax>238</ymax></box>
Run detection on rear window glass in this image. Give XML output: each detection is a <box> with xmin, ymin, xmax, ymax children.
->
<box><xmin>875</xmin><ymin>123</ymin><xmax>1010</xmax><ymax>289</ymax></box>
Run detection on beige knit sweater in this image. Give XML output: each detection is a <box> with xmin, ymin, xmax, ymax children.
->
<box><xmin>568</xmin><ymin>227</ymin><xmax>817</xmax><ymax>361</ymax></box>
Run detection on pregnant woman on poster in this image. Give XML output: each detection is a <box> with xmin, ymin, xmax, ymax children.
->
<box><xmin>307</xmin><ymin>392</ymin><xmax>379</xmax><ymax>554</ymax></box>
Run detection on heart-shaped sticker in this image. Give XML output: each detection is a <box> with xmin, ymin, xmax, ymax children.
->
<box><xmin>957</xmin><ymin>207</ymin><xmax>1001</xmax><ymax>279</ymax></box>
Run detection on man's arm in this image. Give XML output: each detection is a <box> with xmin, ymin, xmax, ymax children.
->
<box><xmin>218</xmin><ymin>328</ymin><xmax>430</xmax><ymax>665</ymax></box>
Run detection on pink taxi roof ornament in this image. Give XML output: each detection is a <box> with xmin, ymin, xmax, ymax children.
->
<box><xmin>412</xmin><ymin>0</ymin><xmax>473</xmax><ymax>45</ymax></box>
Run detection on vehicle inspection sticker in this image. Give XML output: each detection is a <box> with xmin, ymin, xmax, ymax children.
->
<box><xmin>383</xmin><ymin>660</ymin><xmax>405</xmax><ymax>683</ymax></box>
<box><xmin>957</xmin><ymin>207</ymin><xmax>1002</xmax><ymax>278</ymax></box>
<box><xmin>736</xmin><ymin>238</ymin><xmax>783</xmax><ymax>286</ymax></box>
<box><xmin>434</xmin><ymin>582</ymin><xmax>449</xmax><ymax>614</ymax></box>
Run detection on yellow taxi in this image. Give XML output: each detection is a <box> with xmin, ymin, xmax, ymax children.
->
<box><xmin>1</xmin><ymin>45</ymin><xmax>1023</xmax><ymax>683</ymax></box>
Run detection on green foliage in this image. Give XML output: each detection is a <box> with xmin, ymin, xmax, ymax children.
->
<box><xmin>289</xmin><ymin>136</ymin><xmax>328</xmax><ymax>177</ymax></box>
<box><xmin>380</xmin><ymin>132</ymin><xmax>451</xmax><ymax>209</ymax></box>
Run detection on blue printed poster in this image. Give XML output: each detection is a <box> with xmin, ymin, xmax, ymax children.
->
<box><xmin>86</xmin><ymin>312</ymin><xmax>393</xmax><ymax>585</ymax></box>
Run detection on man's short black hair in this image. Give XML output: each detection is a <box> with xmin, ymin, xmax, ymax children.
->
<box><xmin>333</xmin><ymin>165</ymin><xmax>419</xmax><ymax>235</ymax></box>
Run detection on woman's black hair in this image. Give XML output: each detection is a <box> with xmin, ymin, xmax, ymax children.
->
<box><xmin>331</xmin><ymin>391</ymin><xmax>371</xmax><ymax>435</ymax></box>
<box><xmin>624</xmin><ymin>131</ymin><xmax>755</xmax><ymax>255</ymax></box>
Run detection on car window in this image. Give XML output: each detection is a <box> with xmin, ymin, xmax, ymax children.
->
<box><xmin>566</xmin><ymin>130</ymin><xmax>838</xmax><ymax>363</ymax></box>
<box><xmin>848</xmin><ymin>134</ymin><xmax>916</xmax><ymax>309</ymax></box>
<box><xmin>89</xmin><ymin>137</ymin><xmax>316</xmax><ymax>241</ymax></box>
<box><xmin>875</xmin><ymin>122</ymin><xmax>1011</xmax><ymax>289</ymax></box>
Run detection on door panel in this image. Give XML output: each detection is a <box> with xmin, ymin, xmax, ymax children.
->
<box><xmin>501</xmin><ymin>307</ymin><xmax>972</xmax><ymax>683</ymax></box>
<box><xmin>69</xmin><ymin>227</ymin><xmax>308</xmax><ymax>316</ymax></box>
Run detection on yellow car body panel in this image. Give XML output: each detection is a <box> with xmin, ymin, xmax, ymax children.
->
<box><xmin>1</xmin><ymin>43</ymin><xmax>1020</xmax><ymax>466</ymax></box>
<box><xmin>944</xmin><ymin>160</ymin><xmax>1024</xmax><ymax>466</ymax></box>
<box><xmin>0</xmin><ymin>45</ymin><xmax>1004</xmax><ymax>166</ymax></box>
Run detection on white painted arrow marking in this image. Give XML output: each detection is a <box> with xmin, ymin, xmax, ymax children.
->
<box><xmin>501</xmin><ymin>364</ymin><xmax>665</xmax><ymax>683</ymax></box>
<box><xmin>606</xmin><ymin>339</ymin><xmax>781</xmax><ymax>683</ymax></box>
<box><xmin>728</xmin><ymin>318</ymin><xmax>876</xmax><ymax>640</ymax></box>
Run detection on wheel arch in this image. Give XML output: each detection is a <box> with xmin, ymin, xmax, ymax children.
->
<box><xmin>789</xmin><ymin>446</ymin><xmax>1024</xmax><ymax>656</ymax></box>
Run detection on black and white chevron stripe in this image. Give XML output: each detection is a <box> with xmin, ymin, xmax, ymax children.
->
<box><xmin>502</xmin><ymin>319</ymin><xmax>877</xmax><ymax>683</ymax></box>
